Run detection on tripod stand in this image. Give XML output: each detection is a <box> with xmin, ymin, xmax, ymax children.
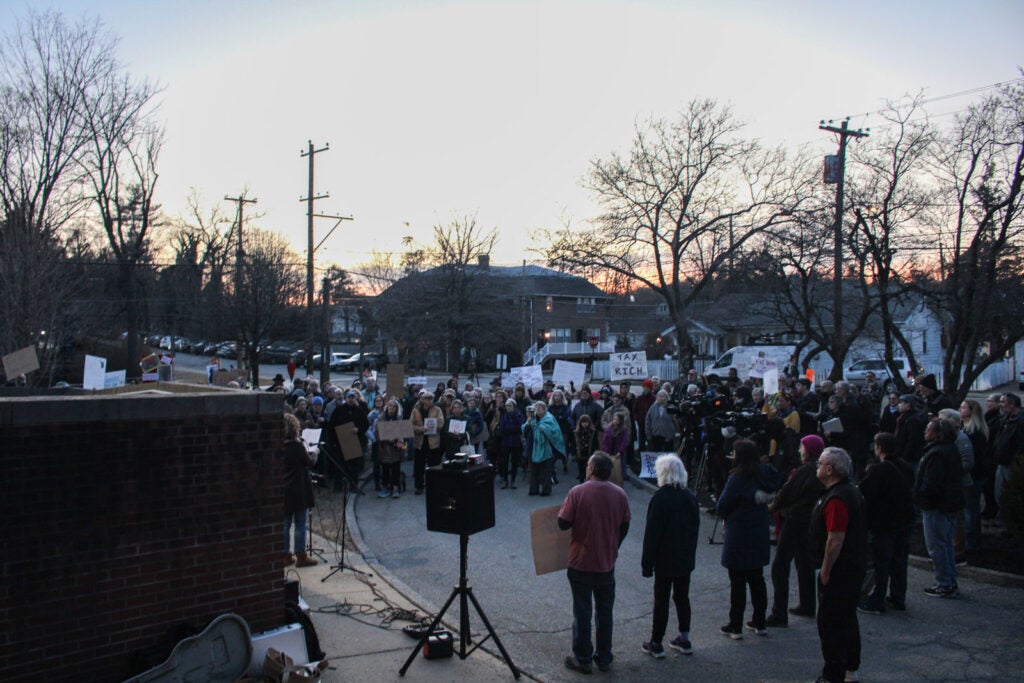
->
<box><xmin>399</xmin><ymin>533</ymin><xmax>519</xmax><ymax>678</ymax></box>
<box><xmin>319</xmin><ymin>443</ymin><xmax>371</xmax><ymax>583</ymax></box>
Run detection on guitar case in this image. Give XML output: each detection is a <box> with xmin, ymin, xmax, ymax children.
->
<box><xmin>123</xmin><ymin>613</ymin><xmax>253</xmax><ymax>683</ymax></box>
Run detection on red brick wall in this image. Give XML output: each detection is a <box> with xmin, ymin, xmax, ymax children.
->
<box><xmin>0</xmin><ymin>389</ymin><xmax>286</xmax><ymax>682</ymax></box>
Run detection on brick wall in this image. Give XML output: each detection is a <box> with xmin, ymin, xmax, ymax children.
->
<box><xmin>0</xmin><ymin>386</ymin><xmax>286</xmax><ymax>682</ymax></box>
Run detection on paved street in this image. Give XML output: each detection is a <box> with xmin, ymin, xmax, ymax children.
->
<box><xmin>353</xmin><ymin>464</ymin><xmax>1024</xmax><ymax>682</ymax></box>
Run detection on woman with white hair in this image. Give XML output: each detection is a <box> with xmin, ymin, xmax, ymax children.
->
<box><xmin>522</xmin><ymin>401</ymin><xmax>565</xmax><ymax>496</ymax></box>
<box><xmin>640</xmin><ymin>455</ymin><xmax>700</xmax><ymax>658</ymax></box>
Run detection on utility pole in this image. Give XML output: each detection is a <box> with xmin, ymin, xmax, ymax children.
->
<box><xmin>820</xmin><ymin>118</ymin><xmax>868</xmax><ymax>380</ymax></box>
<box><xmin>299</xmin><ymin>140</ymin><xmax>353</xmax><ymax>377</ymax></box>
<box><xmin>321</xmin><ymin>275</ymin><xmax>331</xmax><ymax>387</ymax></box>
<box><xmin>225</xmin><ymin>192</ymin><xmax>257</xmax><ymax>377</ymax></box>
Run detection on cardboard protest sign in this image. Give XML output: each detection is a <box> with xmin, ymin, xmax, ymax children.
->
<box><xmin>83</xmin><ymin>355</ymin><xmax>107</xmax><ymax>390</ymax></box>
<box><xmin>334</xmin><ymin>423</ymin><xmax>364</xmax><ymax>461</ymax></box>
<box><xmin>552</xmin><ymin>360</ymin><xmax>586</xmax><ymax>389</ymax></box>
<box><xmin>530</xmin><ymin>505</ymin><xmax>571</xmax><ymax>575</ymax></box>
<box><xmin>386</xmin><ymin>363</ymin><xmax>405</xmax><ymax>398</ymax></box>
<box><xmin>609</xmin><ymin>351</ymin><xmax>648</xmax><ymax>381</ymax></box>
<box><xmin>762</xmin><ymin>368</ymin><xmax>779</xmax><ymax>395</ymax></box>
<box><xmin>639</xmin><ymin>451</ymin><xmax>673</xmax><ymax>480</ymax></box>
<box><xmin>104</xmin><ymin>370</ymin><xmax>126</xmax><ymax>389</ymax></box>
<box><xmin>749</xmin><ymin>357</ymin><xmax>778</xmax><ymax>379</ymax></box>
<box><xmin>2</xmin><ymin>345</ymin><xmax>39</xmax><ymax>380</ymax></box>
<box><xmin>377</xmin><ymin>419</ymin><xmax>414</xmax><ymax>441</ymax></box>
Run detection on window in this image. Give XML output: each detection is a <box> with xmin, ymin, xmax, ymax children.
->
<box><xmin>576</xmin><ymin>297</ymin><xmax>596</xmax><ymax>313</ymax></box>
<box><xmin>550</xmin><ymin>327</ymin><xmax>572</xmax><ymax>342</ymax></box>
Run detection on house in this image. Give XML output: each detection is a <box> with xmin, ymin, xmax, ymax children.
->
<box><xmin>374</xmin><ymin>257</ymin><xmax>615</xmax><ymax>371</ymax></box>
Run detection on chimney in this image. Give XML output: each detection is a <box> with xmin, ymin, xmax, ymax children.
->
<box><xmin>477</xmin><ymin>254</ymin><xmax>490</xmax><ymax>269</ymax></box>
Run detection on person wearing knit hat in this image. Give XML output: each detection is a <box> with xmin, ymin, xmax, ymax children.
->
<box><xmin>764</xmin><ymin>433</ymin><xmax>827</xmax><ymax>627</ymax></box>
<box><xmin>800</xmin><ymin>434</ymin><xmax>825</xmax><ymax>461</ymax></box>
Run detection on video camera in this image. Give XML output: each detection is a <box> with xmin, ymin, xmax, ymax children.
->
<box><xmin>704</xmin><ymin>410</ymin><xmax>767</xmax><ymax>441</ymax></box>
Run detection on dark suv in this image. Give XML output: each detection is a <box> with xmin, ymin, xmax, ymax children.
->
<box><xmin>336</xmin><ymin>352</ymin><xmax>389</xmax><ymax>372</ymax></box>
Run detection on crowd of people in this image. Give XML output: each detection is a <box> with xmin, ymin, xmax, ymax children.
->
<box><xmin>272</xmin><ymin>365</ymin><xmax>1024</xmax><ymax>683</ymax></box>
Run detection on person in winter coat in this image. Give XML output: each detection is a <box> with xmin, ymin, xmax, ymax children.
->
<box><xmin>443</xmin><ymin>399</ymin><xmax>472</xmax><ymax>458</ymax></box>
<box><xmin>857</xmin><ymin>432</ymin><xmax>915</xmax><ymax>614</ymax></box>
<box><xmin>574</xmin><ymin>414</ymin><xmax>600</xmax><ymax>484</ymax></box>
<box><xmin>715</xmin><ymin>439</ymin><xmax>779</xmax><ymax>639</ymax></box>
<box><xmin>644</xmin><ymin>390</ymin><xmax>677</xmax><ymax>452</ymax></box>
<box><xmin>498</xmin><ymin>399</ymin><xmax>526</xmax><ymax>489</ymax></box>
<box><xmin>548</xmin><ymin>390</ymin><xmax>575</xmax><ymax>475</ymax></box>
<box><xmin>522</xmin><ymin>401</ymin><xmax>565</xmax><ymax>496</ymax></box>
<box><xmin>602</xmin><ymin>412</ymin><xmax>630</xmax><ymax>481</ymax></box>
<box><xmin>914</xmin><ymin>418</ymin><xmax>964</xmax><ymax>597</ymax></box>
<box><xmin>283</xmin><ymin>413</ymin><xmax>318</xmax><ymax>567</ymax></box>
<box><xmin>640</xmin><ymin>455</ymin><xmax>700</xmax><ymax>658</ymax></box>
<box><xmin>765</xmin><ymin>434</ymin><xmax>826</xmax><ymax>626</ymax></box>
<box><xmin>375</xmin><ymin>399</ymin><xmax>405</xmax><ymax>499</ymax></box>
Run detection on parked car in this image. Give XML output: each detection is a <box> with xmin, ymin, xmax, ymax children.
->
<box><xmin>843</xmin><ymin>357</ymin><xmax>913</xmax><ymax>394</ymax></box>
<box><xmin>258</xmin><ymin>344</ymin><xmax>299</xmax><ymax>364</ymax></box>
<box><xmin>1019</xmin><ymin>369</ymin><xmax>1024</xmax><ymax>391</ymax></box>
<box><xmin>335</xmin><ymin>352</ymin><xmax>389</xmax><ymax>372</ymax></box>
<box><xmin>309</xmin><ymin>351</ymin><xmax>351</xmax><ymax>370</ymax></box>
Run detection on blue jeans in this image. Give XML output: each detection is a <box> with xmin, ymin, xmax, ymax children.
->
<box><xmin>922</xmin><ymin>510</ymin><xmax>957</xmax><ymax>588</ymax></box>
<box><xmin>567</xmin><ymin>567</ymin><xmax>615</xmax><ymax>667</ymax></box>
<box><xmin>284</xmin><ymin>509</ymin><xmax>308</xmax><ymax>554</ymax></box>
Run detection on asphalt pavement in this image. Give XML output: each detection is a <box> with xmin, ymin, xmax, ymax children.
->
<box><xmin>336</xmin><ymin>461</ymin><xmax>1024</xmax><ymax>683</ymax></box>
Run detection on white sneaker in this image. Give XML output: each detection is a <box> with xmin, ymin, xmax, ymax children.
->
<box><xmin>844</xmin><ymin>671</ymin><xmax>859</xmax><ymax>682</ymax></box>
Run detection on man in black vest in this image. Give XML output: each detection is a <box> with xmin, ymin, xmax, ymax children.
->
<box><xmin>809</xmin><ymin>447</ymin><xmax>867</xmax><ymax>683</ymax></box>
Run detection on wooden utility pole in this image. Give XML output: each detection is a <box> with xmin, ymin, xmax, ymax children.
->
<box><xmin>299</xmin><ymin>140</ymin><xmax>353</xmax><ymax>377</ymax></box>
<box><xmin>820</xmin><ymin>118</ymin><xmax>868</xmax><ymax>380</ymax></box>
<box><xmin>300</xmin><ymin>141</ymin><xmax>329</xmax><ymax>375</ymax></box>
<box><xmin>225</xmin><ymin>192</ymin><xmax>257</xmax><ymax>376</ymax></box>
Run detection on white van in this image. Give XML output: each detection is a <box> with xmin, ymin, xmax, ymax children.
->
<box><xmin>708</xmin><ymin>345</ymin><xmax>832</xmax><ymax>380</ymax></box>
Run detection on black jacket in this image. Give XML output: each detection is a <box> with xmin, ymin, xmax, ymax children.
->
<box><xmin>859</xmin><ymin>458</ymin><xmax>915</xmax><ymax>531</ymax></box>
<box><xmin>771</xmin><ymin>461</ymin><xmax>825</xmax><ymax>523</ymax></box>
<box><xmin>641</xmin><ymin>484</ymin><xmax>700</xmax><ymax>578</ymax></box>
<box><xmin>895</xmin><ymin>409</ymin><xmax>928</xmax><ymax>464</ymax></box>
<box><xmin>914</xmin><ymin>440</ymin><xmax>964</xmax><ymax>513</ymax></box>
<box><xmin>992</xmin><ymin>412</ymin><xmax>1023</xmax><ymax>467</ymax></box>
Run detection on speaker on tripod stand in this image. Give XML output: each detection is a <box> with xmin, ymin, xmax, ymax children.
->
<box><xmin>402</xmin><ymin>460</ymin><xmax>518</xmax><ymax>679</ymax></box>
<box><xmin>426</xmin><ymin>462</ymin><xmax>495</xmax><ymax>535</ymax></box>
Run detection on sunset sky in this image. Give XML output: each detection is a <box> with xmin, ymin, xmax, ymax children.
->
<box><xmin>17</xmin><ymin>0</ymin><xmax>1024</xmax><ymax>273</ymax></box>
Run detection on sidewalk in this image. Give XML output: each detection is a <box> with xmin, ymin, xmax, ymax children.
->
<box><xmin>287</xmin><ymin>519</ymin><xmax>521</xmax><ymax>682</ymax></box>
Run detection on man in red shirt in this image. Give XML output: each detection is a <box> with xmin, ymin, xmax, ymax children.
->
<box><xmin>558</xmin><ymin>452</ymin><xmax>631</xmax><ymax>674</ymax></box>
<box><xmin>809</xmin><ymin>447</ymin><xmax>867</xmax><ymax>683</ymax></box>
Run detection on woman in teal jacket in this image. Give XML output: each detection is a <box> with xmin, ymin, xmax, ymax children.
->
<box><xmin>522</xmin><ymin>401</ymin><xmax>565</xmax><ymax>496</ymax></box>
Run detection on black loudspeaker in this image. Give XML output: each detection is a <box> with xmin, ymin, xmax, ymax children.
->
<box><xmin>426</xmin><ymin>463</ymin><xmax>496</xmax><ymax>535</ymax></box>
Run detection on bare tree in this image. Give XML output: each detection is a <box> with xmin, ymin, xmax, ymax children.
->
<box><xmin>233</xmin><ymin>227</ymin><xmax>304</xmax><ymax>386</ymax></box>
<box><xmin>927</xmin><ymin>79</ymin><xmax>1024</xmax><ymax>400</ymax></box>
<box><xmin>844</xmin><ymin>95</ymin><xmax>938</xmax><ymax>387</ymax></box>
<box><xmin>351</xmin><ymin>249</ymin><xmax>400</xmax><ymax>296</ymax></box>
<box><xmin>0</xmin><ymin>10</ymin><xmax>111</xmax><ymax>384</ymax></box>
<box><xmin>75</xmin><ymin>49</ymin><xmax>163</xmax><ymax>378</ymax></box>
<box><xmin>544</xmin><ymin>99</ymin><xmax>813</xmax><ymax>369</ymax></box>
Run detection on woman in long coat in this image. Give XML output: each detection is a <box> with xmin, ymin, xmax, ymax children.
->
<box><xmin>715</xmin><ymin>439</ymin><xmax>779</xmax><ymax>638</ymax></box>
<box><xmin>522</xmin><ymin>401</ymin><xmax>565</xmax><ymax>496</ymax></box>
<box><xmin>641</xmin><ymin>455</ymin><xmax>700</xmax><ymax>658</ymax></box>
<box><xmin>283</xmin><ymin>412</ymin><xmax>317</xmax><ymax>567</ymax></box>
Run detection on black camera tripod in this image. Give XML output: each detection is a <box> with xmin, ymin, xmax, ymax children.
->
<box><xmin>399</xmin><ymin>533</ymin><xmax>519</xmax><ymax>678</ymax></box>
<box><xmin>318</xmin><ymin>442</ymin><xmax>371</xmax><ymax>583</ymax></box>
